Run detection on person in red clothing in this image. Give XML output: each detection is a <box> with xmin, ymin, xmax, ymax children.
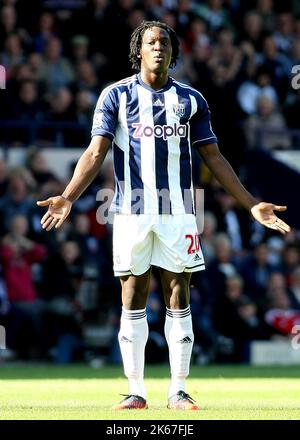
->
<box><xmin>0</xmin><ymin>214</ymin><xmax>47</xmax><ymax>358</ymax></box>
<box><xmin>1</xmin><ymin>214</ymin><xmax>46</xmax><ymax>302</ymax></box>
<box><xmin>265</xmin><ymin>286</ymin><xmax>300</xmax><ymax>336</ymax></box>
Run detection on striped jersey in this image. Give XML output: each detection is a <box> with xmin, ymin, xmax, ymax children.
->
<box><xmin>91</xmin><ymin>73</ymin><xmax>218</xmax><ymax>215</ymax></box>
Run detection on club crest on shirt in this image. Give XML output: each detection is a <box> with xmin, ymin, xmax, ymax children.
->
<box><xmin>172</xmin><ymin>103</ymin><xmax>185</xmax><ymax>117</ymax></box>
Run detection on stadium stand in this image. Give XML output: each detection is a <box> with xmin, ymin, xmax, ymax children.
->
<box><xmin>0</xmin><ymin>0</ymin><xmax>300</xmax><ymax>364</ymax></box>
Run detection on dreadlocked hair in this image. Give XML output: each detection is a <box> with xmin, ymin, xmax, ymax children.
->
<box><xmin>129</xmin><ymin>20</ymin><xmax>180</xmax><ymax>70</ymax></box>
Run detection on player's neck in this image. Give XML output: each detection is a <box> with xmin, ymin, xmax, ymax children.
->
<box><xmin>140</xmin><ymin>70</ymin><xmax>169</xmax><ymax>91</ymax></box>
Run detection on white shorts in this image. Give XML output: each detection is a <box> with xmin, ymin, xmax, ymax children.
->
<box><xmin>113</xmin><ymin>214</ymin><xmax>205</xmax><ymax>276</ymax></box>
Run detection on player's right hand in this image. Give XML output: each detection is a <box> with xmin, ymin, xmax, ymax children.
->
<box><xmin>37</xmin><ymin>196</ymin><xmax>72</xmax><ymax>231</ymax></box>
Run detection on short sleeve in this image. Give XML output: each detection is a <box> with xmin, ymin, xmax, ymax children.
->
<box><xmin>190</xmin><ymin>94</ymin><xmax>218</xmax><ymax>147</ymax></box>
<box><xmin>91</xmin><ymin>86</ymin><xmax>118</xmax><ymax>140</ymax></box>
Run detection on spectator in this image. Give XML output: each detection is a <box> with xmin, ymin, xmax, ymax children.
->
<box><xmin>237</xmin><ymin>66</ymin><xmax>279</xmax><ymax>116</ymax></box>
<box><xmin>201</xmin><ymin>211</ymin><xmax>218</xmax><ymax>264</ymax></box>
<box><xmin>273</xmin><ymin>12</ymin><xmax>294</xmax><ymax>55</ymax></box>
<box><xmin>241</xmin><ymin>10</ymin><xmax>264</xmax><ymax>51</ymax></box>
<box><xmin>190</xmin><ymin>39</ymin><xmax>212</xmax><ymax>96</ymax></box>
<box><xmin>195</xmin><ymin>0</ymin><xmax>229</xmax><ymax>32</ymax></box>
<box><xmin>0</xmin><ymin>214</ymin><xmax>47</xmax><ymax>358</ymax></box>
<box><xmin>295</xmin><ymin>15</ymin><xmax>300</xmax><ymax>39</ymax></box>
<box><xmin>1</xmin><ymin>214</ymin><xmax>46</xmax><ymax>302</ymax></box>
<box><xmin>27</xmin><ymin>52</ymin><xmax>47</xmax><ymax>85</ymax></box>
<box><xmin>11</xmin><ymin>80</ymin><xmax>43</xmax><ymax>121</ymax></box>
<box><xmin>33</xmin><ymin>11</ymin><xmax>57</xmax><ymax>54</ymax></box>
<box><xmin>212</xmin><ymin>274</ymin><xmax>268</xmax><ymax>362</ymax></box>
<box><xmin>257</xmin><ymin>271</ymin><xmax>286</xmax><ymax>312</ymax></box>
<box><xmin>0</xmin><ymin>5</ymin><xmax>18</xmax><ymax>51</ymax></box>
<box><xmin>77</xmin><ymin>0</ymin><xmax>111</xmax><ymax>56</ymax></box>
<box><xmin>244</xmin><ymin>96</ymin><xmax>291</xmax><ymax>150</ymax></box>
<box><xmin>0</xmin><ymin>159</ymin><xmax>9</xmax><ymax>197</ymax></box>
<box><xmin>287</xmin><ymin>266</ymin><xmax>300</xmax><ymax>310</ymax></box>
<box><xmin>70</xmin><ymin>34</ymin><xmax>89</xmax><ymax>65</ymax></box>
<box><xmin>40</xmin><ymin>240</ymin><xmax>84</xmax><ymax>362</ymax></box>
<box><xmin>266</xmin><ymin>271</ymin><xmax>287</xmax><ymax>295</ymax></box>
<box><xmin>42</xmin><ymin>87</ymin><xmax>76</xmax><ymax>147</ymax></box>
<box><xmin>190</xmin><ymin>281</ymin><xmax>220</xmax><ymax>364</ymax></box>
<box><xmin>266</xmin><ymin>236</ymin><xmax>285</xmax><ymax>266</ymax></box>
<box><xmin>46</xmin><ymin>86</ymin><xmax>74</xmax><ymax>120</ymax></box>
<box><xmin>0</xmin><ymin>4</ymin><xmax>31</xmax><ymax>52</ymax></box>
<box><xmin>285</xmin><ymin>89</ymin><xmax>300</xmax><ymax>130</ymax></box>
<box><xmin>241</xmin><ymin>242</ymin><xmax>278</xmax><ymax>300</ymax></box>
<box><xmin>26</xmin><ymin>148</ymin><xmax>60</xmax><ymax>191</ymax></box>
<box><xmin>67</xmin><ymin>213</ymin><xmax>100</xmax><ymax>266</ymax></box>
<box><xmin>257</xmin><ymin>35</ymin><xmax>291</xmax><ymax>103</ymax></box>
<box><xmin>41</xmin><ymin>240</ymin><xmax>83</xmax><ymax>301</ymax></box>
<box><xmin>41</xmin><ymin>37</ymin><xmax>75</xmax><ymax>92</ymax></box>
<box><xmin>184</xmin><ymin>17</ymin><xmax>210</xmax><ymax>54</ymax></box>
<box><xmin>264</xmin><ymin>286</ymin><xmax>300</xmax><ymax>336</ymax></box>
<box><xmin>213</xmin><ymin>187</ymin><xmax>252</xmax><ymax>252</ymax></box>
<box><xmin>5</xmin><ymin>80</ymin><xmax>43</xmax><ymax>144</ymax></box>
<box><xmin>0</xmin><ymin>262</ymin><xmax>9</xmax><ymax>316</ymax></box>
<box><xmin>280</xmin><ymin>244</ymin><xmax>300</xmax><ymax>285</ymax></box>
<box><xmin>74</xmin><ymin>89</ymin><xmax>95</xmax><ymax>124</ymax></box>
<box><xmin>256</xmin><ymin>0</ymin><xmax>276</xmax><ymax>33</ymax></box>
<box><xmin>1</xmin><ymin>34</ymin><xmax>25</xmax><ymax>79</ymax></box>
<box><xmin>208</xmin><ymin>28</ymin><xmax>242</xmax><ymax>84</ymax></box>
<box><xmin>203</xmin><ymin>34</ymin><xmax>246</xmax><ymax>168</ymax></box>
<box><xmin>72</xmin><ymin>60</ymin><xmax>99</xmax><ymax>97</ymax></box>
<box><xmin>0</xmin><ymin>170</ymin><xmax>36</xmax><ymax>234</ymax></box>
<box><xmin>206</xmin><ymin>233</ymin><xmax>241</xmax><ymax>304</ymax></box>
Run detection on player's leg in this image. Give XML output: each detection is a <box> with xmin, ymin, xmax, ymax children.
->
<box><xmin>112</xmin><ymin>214</ymin><xmax>154</xmax><ymax>409</ymax></box>
<box><xmin>160</xmin><ymin>269</ymin><xmax>199</xmax><ymax>410</ymax></box>
<box><xmin>120</xmin><ymin>269</ymin><xmax>151</xmax><ymax>310</ymax></box>
<box><xmin>113</xmin><ymin>270</ymin><xmax>151</xmax><ymax>410</ymax></box>
<box><xmin>151</xmin><ymin>215</ymin><xmax>203</xmax><ymax>409</ymax></box>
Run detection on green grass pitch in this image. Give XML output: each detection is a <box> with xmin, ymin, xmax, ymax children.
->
<box><xmin>0</xmin><ymin>364</ymin><xmax>299</xmax><ymax>420</ymax></box>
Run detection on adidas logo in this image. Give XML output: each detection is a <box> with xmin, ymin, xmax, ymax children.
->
<box><xmin>177</xmin><ymin>336</ymin><xmax>192</xmax><ymax>344</ymax></box>
<box><xmin>193</xmin><ymin>253</ymin><xmax>201</xmax><ymax>261</ymax></box>
<box><xmin>120</xmin><ymin>336</ymin><xmax>132</xmax><ymax>343</ymax></box>
<box><xmin>154</xmin><ymin>98</ymin><xmax>164</xmax><ymax>106</ymax></box>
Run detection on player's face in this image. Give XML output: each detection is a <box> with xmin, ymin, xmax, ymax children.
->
<box><xmin>140</xmin><ymin>27</ymin><xmax>172</xmax><ymax>74</ymax></box>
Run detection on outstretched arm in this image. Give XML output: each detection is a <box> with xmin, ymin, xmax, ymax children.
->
<box><xmin>197</xmin><ymin>143</ymin><xmax>291</xmax><ymax>234</ymax></box>
<box><xmin>37</xmin><ymin>135</ymin><xmax>111</xmax><ymax>231</ymax></box>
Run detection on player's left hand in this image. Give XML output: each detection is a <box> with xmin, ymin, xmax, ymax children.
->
<box><xmin>250</xmin><ymin>202</ymin><xmax>291</xmax><ymax>234</ymax></box>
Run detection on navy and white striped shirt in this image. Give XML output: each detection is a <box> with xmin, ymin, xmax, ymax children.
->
<box><xmin>92</xmin><ymin>73</ymin><xmax>218</xmax><ymax>215</ymax></box>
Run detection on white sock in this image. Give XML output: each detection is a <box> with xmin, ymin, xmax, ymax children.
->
<box><xmin>164</xmin><ymin>306</ymin><xmax>194</xmax><ymax>398</ymax></box>
<box><xmin>118</xmin><ymin>307</ymin><xmax>148</xmax><ymax>399</ymax></box>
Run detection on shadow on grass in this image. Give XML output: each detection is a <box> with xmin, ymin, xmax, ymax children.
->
<box><xmin>0</xmin><ymin>364</ymin><xmax>299</xmax><ymax>380</ymax></box>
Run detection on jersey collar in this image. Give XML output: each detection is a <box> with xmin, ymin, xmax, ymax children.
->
<box><xmin>136</xmin><ymin>73</ymin><xmax>173</xmax><ymax>93</ymax></box>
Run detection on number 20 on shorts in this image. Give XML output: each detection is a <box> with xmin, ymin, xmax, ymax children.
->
<box><xmin>185</xmin><ymin>233</ymin><xmax>200</xmax><ymax>255</ymax></box>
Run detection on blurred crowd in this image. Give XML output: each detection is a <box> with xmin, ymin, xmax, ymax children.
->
<box><xmin>1</xmin><ymin>0</ymin><xmax>300</xmax><ymax>364</ymax></box>
<box><xmin>0</xmin><ymin>149</ymin><xmax>300</xmax><ymax>364</ymax></box>
<box><xmin>0</xmin><ymin>0</ymin><xmax>300</xmax><ymax>162</ymax></box>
